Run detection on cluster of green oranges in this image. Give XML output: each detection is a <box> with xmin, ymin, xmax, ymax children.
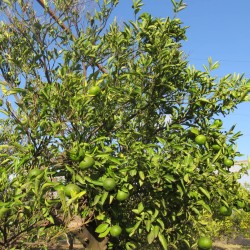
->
<box><xmin>194</xmin><ymin>119</ymin><xmax>234</xmax><ymax>168</ymax></box>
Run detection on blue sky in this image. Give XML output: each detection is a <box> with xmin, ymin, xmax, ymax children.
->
<box><xmin>113</xmin><ymin>0</ymin><xmax>250</xmax><ymax>182</ymax></box>
<box><xmin>1</xmin><ymin>1</ymin><xmax>249</xmax><ymax>181</ymax></box>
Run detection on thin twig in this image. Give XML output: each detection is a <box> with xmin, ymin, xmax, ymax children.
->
<box><xmin>36</xmin><ymin>0</ymin><xmax>107</xmax><ymax>73</ymax></box>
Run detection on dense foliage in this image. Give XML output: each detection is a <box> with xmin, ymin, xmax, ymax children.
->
<box><xmin>0</xmin><ymin>0</ymin><xmax>249</xmax><ymax>249</ymax></box>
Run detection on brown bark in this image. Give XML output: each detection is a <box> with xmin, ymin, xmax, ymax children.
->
<box><xmin>66</xmin><ymin>216</ymin><xmax>108</xmax><ymax>250</ymax></box>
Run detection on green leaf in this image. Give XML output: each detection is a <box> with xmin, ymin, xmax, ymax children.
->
<box><xmin>108</xmin><ymin>156</ymin><xmax>121</xmax><ymax>164</ymax></box>
<box><xmin>95</xmin><ymin>223</ymin><xmax>109</xmax><ymax>233</ymax></box>
<box><xmin>99</xmin><ymin>227</ymin><xmax>110</xmax><ymax>238</ymax></box>
<box><xmin>0</xmin><ymin>109</ymin><xmax>9</xmax><ymax>116</ymax></box>
<box><xmin>1</xmin><ymin>85</ymin><xmax>8</xmax><ymax>95</ymax></box>
<box><xmin>212</xmin><ymin>149</ymin><xmax>221</xmax><ymax>163</ymax></box>
<box><xmin>171</xmin><ymin>0</ymin><xmax>177</xmax><ymax>7</ymax></box>
<box><xmin>164</xmin><ymin>174</ymin><xmax>175</xmax><ymax>183</ymax></box>
<box><xmin>158</xmin><ymin>232</ymin><xmax>168</xmax><ymax>250</ymax></box>
<box><xmin>138</xmin><ymin>202</ymin><xmax>144</xmax><ymax>213</ymax></box>
<box><xmin>198</xmin><ymin>187</ymin><xmax>210</xmax><ymax>200</ymax></box>
<box><xmin>92</xmin><ymin>194</ymin><xmax>101</xmax><ymax>206</ymax></box>
<box><xmin>100</xmin><ymin>191</ymin><xmax>109</xmax><ymax>206</ymax></box>
<box><xmin>139</xmin><ymin>171</ymin><xmax>145</xmax><ymax>180</ymax></box>
<box><xmin>147</xmin><ymin>230</ymin><xmax>155</xmax><ymax>244</ymax></box>
<box><xmin>129</xmin><ymin>220</ymin><xmax>142</xmax><ymax>237</ymax></box>
<box><xmin>157</xmin><ymin>218</ymin><xmax>165</xmax><ymax>229</ymax></box>
<box><xmin>190</xmin><ymin>127</ymin><xmax>199</xmax><ymax>135</ymax></box>
<box><xmin>132</xmin><ymin>0</ymin><xmax>144</xmax><ymax>15</ymax></box>
<box><xmin>145</xmin><ymin>220</ymin><xmax>151</xmax><ymax>232</ymax></box>
<box><xmin>76</xmin><ymin>174</ymin><xmax>86</xmax><ymax>185</ymax></box>
<box><xmin>126</xmin><ymin>241</ymin><xmax>137</xmax><ymax>250</ymax></box>
<box><xmin>153</xmin><ymin>225</ymin><xmax>160</xmax><ymax>237</ymax></box>
<box><xmin>198</xmin><ymin>98</ymin><xmax>210</xmax><ymax>103</ymax></box>
<box><xmin>85</xmin><ymin>176</ymin><xmax>103</xmax><ymax>186</ymax></box>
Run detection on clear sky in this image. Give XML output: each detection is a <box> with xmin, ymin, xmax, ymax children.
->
<box><xmin>1</xmin><ymin>1</ymin><xmax>249</xmax><ymax>181</ymax></box>
<box><xmin>112</xmin><ymin>0</ymin><xmax>250</xmax><ymax>182</ymax></box>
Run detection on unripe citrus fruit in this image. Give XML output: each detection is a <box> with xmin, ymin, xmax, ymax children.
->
<box><xmin>224</xmin><ymin>158</ymin><xmax>234</xmax><ymax>167</ymax></box>
<box><xmin>116</xmin><ymin>190</ymin><xmax>129</xmax><ymax>201</ymax></box>
<box><xmin>103</xmin><ymin>178</ymin><xmax>116</xmax><ymax>191</ymax></box>
<box><xmin>64</xmin><ymin>184</ymin><xmax>81</xmax><ymax>197</ymax></box>
<box><xmin>79</xmin><ymin>156</ymin><xmax>95</xmax><ymax>170</ymax></box>
<box><xmin>198</xmin><ymin>236</ymin><xmax>212</xmax><ymax>249</ymax></box>
<box><xmin>89</xmin><ymin>86</ymin><xmax>101</xmax><ymax>96</ymax></box>
<box><xmin>213</xmin><ymin>119</ymin><xmax>223</xmax><ymax>127</ymax></box>
<box><xmin>219</xmin><ymin>206</ymin><xmax>232</xmax><ymax>216</ymax></box>
<box><xmin>110</xmin><ymin>225</ymin><xmax>122</xmax><ymax>237</ymax></box>
<box><xmin>195</xmin><ymin>135</ymin><xmax>207</xmax><ymax>145</ymax></box>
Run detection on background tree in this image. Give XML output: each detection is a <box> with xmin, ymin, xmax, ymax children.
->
<box><xmin>0</xmin><ymin>0</ymin><xmax>249</xmax><ymax>249</ymax></box>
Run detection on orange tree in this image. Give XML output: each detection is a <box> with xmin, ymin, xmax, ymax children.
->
<box><xmin>0</xmin><ymin>0</ymin><xmax>249</xmax><ymax>249</ymax></box>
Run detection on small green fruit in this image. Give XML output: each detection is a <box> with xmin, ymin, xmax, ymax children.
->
<box><xmin>89</xmin><ymin>86</ymin><xmax>101</xmax><ymax>96</ymax></box>
<box><xmin>103</xmin><ymin>178</ymin><xmax>116</xmax><ymax>191</ymax></box>
<box><xmin>116</xmin><ymin>190</ymin><xmax>129</xmax><ymax>201</ymax></box>
<box><xmin>213</xmin><ymin>119</ymin><xmax>223</xmax><ymax>127</ymax></box>
<box><xmin>195</xmin><ymin>135</ymin><xmax>207</xmax><ymax>145</ymax></box>
<box><xmin>219</xmin><ymin>206</ymin><xmax>232</xmax><ymax>216</ymax></box>
<box><xmin>224</xmin><ymin>158</ymin><xmax>234</xmax><ymax>167</ymax></box>
<box><xmin>198</xmin><ymin>236</ymin><xmax>212</xmax><ymax>250</ymax></box>
<box><xmin>64</xmin><ymin>184</ymin><xmax>81</xmax><ymax>197</ymax></box>
<box><xmin>110</xmin><ymin>225</ymin><xmax>122</xmax><ymax>237</ymax></box>
<box><xmin>79</xmin><ymin>156</ymin><xmax>95</xmax><ymax>170</ymax></box>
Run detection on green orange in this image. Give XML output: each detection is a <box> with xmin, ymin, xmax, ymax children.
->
<box><xmin>195</xmin><ymin>135</ymin><xmax>207</xmax><ymax>145</ymax></box>
<box><xmin>103</xmin><ymin>178</ymin><xmax>116</xmax><ymax>191</ymax></box>
<box><xmin>213</xmin><ymin>119</ymin><xmax>223</xmax><ymax>127</ymax></box>
<box><xmin>79</xmin><ymin>156</ymin><xmax>95</xmax><ymax>170</ymax></box>
<box><xmin>89</xmin><ymin>86</ymin><xmax>101</xmax><ymax>96</ymax></box>
<box><xmin>219</xmin><ymin>206</ymin><xmax>232</xmax><ymax>216</ymax></box>
<box><xmin>198</xmin><ymin>236</ymin><xmax>212</xmax><ymax>249</ymax></box>
<box><xmin>116</xmin><ymin>190</ymin><xmax>129</xmax><ymax>201</ymax></box>
<box><xmin>64</xmin><ymin>184</ymin><xmax>81</xmax><ymax>197</ymax></box>
<box><xmin>110</xmin><ymin>225</ymin><xmax>122</xmax><ymax>237</ymax></box>
<box><xmin>224</xmin><ymin>158</ymin><xmax>234</xmax><ymax>167</ymax></box>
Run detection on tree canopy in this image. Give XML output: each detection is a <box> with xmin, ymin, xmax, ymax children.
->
<box><xmin>0</xmin><ymin>0</ymin><xmax>249</xmax><ymax>249</ymax></box>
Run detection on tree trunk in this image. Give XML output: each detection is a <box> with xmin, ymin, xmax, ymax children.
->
<box><xmin>66</xmin><ymin>216</ymin><xmax>108</xmax><ymax>250</ymax></box>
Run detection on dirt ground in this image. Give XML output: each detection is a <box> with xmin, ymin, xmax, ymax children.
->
<box><xmin>46</xmin><ymin>237</ymin><xmax>250</xmax><ymax>250</ymax></box>
<box><xmin>48</xmin><ymin>242</ymin><xmax>250</xmax><ymax>250</ymax></box>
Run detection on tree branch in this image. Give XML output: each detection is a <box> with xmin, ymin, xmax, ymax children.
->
<box><xmin>36</xmin><ymin>0</ymin><xmax>107</xmax><ymax>74</ymax></box>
